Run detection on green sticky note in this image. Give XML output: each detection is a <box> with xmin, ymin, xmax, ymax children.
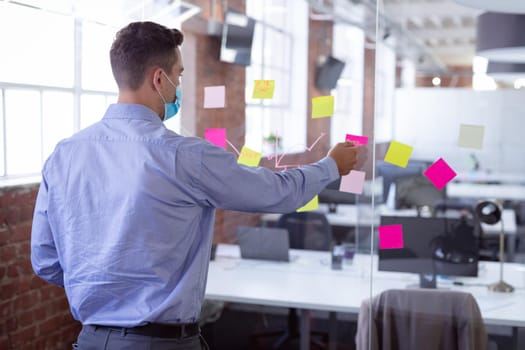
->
<box><xmin>237</xmin><ymin>146</ymin><xmax>262</xmax><ymax>167</ymax></box>
<box><xmin>384</xmin><ymin>141</ymin><xmax>413</xmax><ymax>168</ymax></box>
<box><xmin>458</xmin><ymin>124</ymin><xmax>485</xmax><ymax>149</ymax></box>
<box><xmin>311</xmin><ymin>96</ymin><xmax>334</xmax><ymax>118</ymax></box>
<box><xmin>252</xmin><ymin>80</ymin><xmax>275</xmax><ymax>99</ymax></box>
<box><xmin>297</xmin><ymin>195</ymin><xmax>319</xmax><ymax>212</ymax></box>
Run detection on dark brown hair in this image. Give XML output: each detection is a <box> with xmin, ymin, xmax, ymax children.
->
<box><xmin>110</xmin><ymin>21</ymin><xmax>184</xmax><ymax>90</ymax></box>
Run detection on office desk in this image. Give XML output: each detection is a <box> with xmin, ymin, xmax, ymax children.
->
<box><xmin>261</xmin><ymin>203</ymin><xmax>518</xmax><ymax>260</ymax></box>
<box><xmin>456</xmin><ymin>171</ymin><xmax>525</xmax><ymax>185</ymax></box>
<box><xmin>205</xmin><ymin>244</ymin><xmax>525</xmax><ymax>350</ymax></box>
<box><xmin>447</xmin><ymin>183</ymin><xmax>525</xmax><ymax>202</ymax></box>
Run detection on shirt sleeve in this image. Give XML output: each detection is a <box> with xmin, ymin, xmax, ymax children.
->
<box><xmin>30</xmin><ymin>173</ymin><xmax>64</xmax><ymax>287</ymax></box>
<box><xmin>182</xmin><ymin>142</ymin><xmax>340</xmax><ymax>213</ymax></box>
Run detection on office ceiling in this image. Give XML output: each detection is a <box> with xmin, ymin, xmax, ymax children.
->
<box><xmin>6</xmin><ymin>0</ymin><xmax>493</xmax><ymax>71</ymax></box>
<box><xmin>382</xmin><ymin>0</ymin><xmax>482</xmax><ymax>67</ymax></box>
<box><xmin>3</xmin><ymin>0</ymin><xmax>201</xmax><ymax>28</ymax></box>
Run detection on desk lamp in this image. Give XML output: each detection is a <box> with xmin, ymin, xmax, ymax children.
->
<box><xmin>475</xmin><ymin>200</ymin><xmax>514</xmax><ymax>293</ymax></box>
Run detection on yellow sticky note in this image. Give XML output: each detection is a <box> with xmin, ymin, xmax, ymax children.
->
<box><xmin>312</xmin><ymin>96</ymin><xmax>334</xmax><ymax>118</ymax></box>
<box><xmin>384</xmin><ymin>141</ymin><xmax>413</xmax><ymax>168</ymax></box>
<box><xmin>297</xmin><ymin>195</ymin><xmax>319</xmax><ymax>212</ymax></box>
<box><xmin>252</xmin><ymin>80</ymin><xmax>275</xmax><ymax>99</ymax></box>
<box><xmin>237</xmin><ymin>146</ymin><xmax>262</xmax><ymax>167</ymax></box>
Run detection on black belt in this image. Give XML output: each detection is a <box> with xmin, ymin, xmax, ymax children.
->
<box><xmin>89</xmin><ymin>322</ymin><xmax>200</xmax><ymax>338</ymax></box>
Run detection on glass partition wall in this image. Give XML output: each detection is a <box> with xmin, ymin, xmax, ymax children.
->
<box><xmin>2</xmin><ymin>0</ymin><xmax>524</xmax><ymax>349</ymax></box>
<box><xmin>366</xmin><ymin>1</ymin><xmax>525</xmax><ymax>350</ymax></box>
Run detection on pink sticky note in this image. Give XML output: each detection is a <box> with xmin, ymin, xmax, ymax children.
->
<box><xmin>339</xmin><ymin>170</ymin><xmax>366</xmax><ymax>194</ymax></box>
<box><xmin>345</xmin><ymin>134</ymin><xmax>369</xmax><ymax>146</ymax></box>
<box><xmin>378</xmin><ymin>224</ymin><xmax>404</xmax><ymax>250</ymax></box>
<box><xmin>204</xmin><ymin>86</ymin><xmax>226</xmax><ymax>108</ymax></box>
<box><xmin>423</xmin><ymin>158</ymin><xmax>457</xmax><ymax>190</ymax></box>
<box><xmin>205</xmin><ymin>128</ymin><xmax>226</xmax><ymax>149</ymax></box>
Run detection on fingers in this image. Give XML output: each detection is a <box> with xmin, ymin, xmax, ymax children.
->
<box><xmin>328</xmin><ymin>142</ymin><xmax>367</xmax><ymax>175</ymax></box>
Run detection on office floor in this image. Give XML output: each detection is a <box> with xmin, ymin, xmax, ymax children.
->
<box><xmin>201</xmin><ymin>306</ymin><xmax>358</xmax><ymax>350</ymax></box>
<box><xmin>201</xmin><ymin>306</ymin><xmax>523</xmax><ymax>350</ymax></box>
<box><xmin>201</xmin><ymin>305</ymin><xmax>522</xmax><ymax>350</ymax></box>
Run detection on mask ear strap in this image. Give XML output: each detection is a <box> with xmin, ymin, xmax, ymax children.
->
<box><xmin>162</xmin><ymin>71</ymin><xmax>178</xmax><ymax>87</ymax></box>
<box><xmin>156</xmin><ymin>89</ymin><xmax>168</xmax><ymax>104</ymax></box>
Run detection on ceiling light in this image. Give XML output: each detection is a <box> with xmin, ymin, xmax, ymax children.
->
<box><xmin>476</xmin><ymin>13</ymin><xmax>525</xmax><ymax>63</ymax></box>
<box><xmin>486</xmin><ymin>61</ymin><xmax>525</xmax><ymax>81</ymax></box>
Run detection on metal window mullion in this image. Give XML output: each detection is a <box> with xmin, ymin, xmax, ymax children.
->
<box><xmin>0</xmin><ymin>82</ymin><xmax>73</xmax><ymax>92</ymax></box>
<box><xmin>73</xmin><ymin>18</ymin><xmax>82</xmax><ymax>132</ymax></box>
<box><xmin>260</xmin><ymin>0</ymin><xmax>268</xmax><ymax>130</ymax></box>
<box><xmin>1</xmin><ymin>89</ymin><xmax>7</xmax><ymax>176</ymax></box>
<box><xmin>39</xmin><ymin>89</ymin><xmax>44</xmax><ymax>167</ymax></box>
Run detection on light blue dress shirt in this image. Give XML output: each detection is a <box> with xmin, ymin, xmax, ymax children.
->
<box><xmin>31</xmin><ymin>103</ymin><xmax>339</xmax><ymax>327</ymax></box>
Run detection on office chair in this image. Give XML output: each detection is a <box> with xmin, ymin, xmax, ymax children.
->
<box><xmin>356</xmin><ymin>289</ymin><xmax>488</xmax><ymax>350</ymax></box>
<box><xmin>250</xmin><ymin>212</ymin><xmax>332</xmax><ymax>349</ymax></box>
<box><xmin>394</xmin><ymin>175</ymin><xmax>446</xmax><ymax>215</ymax></box>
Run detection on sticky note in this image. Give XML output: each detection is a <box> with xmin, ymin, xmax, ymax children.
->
<box><xmin>204</xmin><ymin>86</ymin><xmax>226</xmax><ymax>108</ymax></box>
<box><xmin>311</xmin><ymin>96</ymin><xmax>334</xmax><ymax>118</ymax></box>
<box><xmin>297</xmin><ymin>195</ymin><xmax>318</xmax><ymax>212</ymax></box>
<box><xmin>384</xmin><ymin>141</ymin><xmax>413</xmax><ymax>168</ymax></box>
<box><xmin>252</xmin><ymin>80</ymin><xmax>275</xmax><ymax>99</ymax></box>
<box><xmin>237</xmin><ymin>146</ymin><xmax>262</xmax><ymax>167</ymax></box>
<box><xmin>458</xmin><ymin>124</ymin><xmax>485</xmax><ymax>149</ymax></box>
<box><xmin>345</xmin><ymin>134</ymin><xmax>369</xmax><ymax>146</ymax></box>
<box><xmin>424</xmin><ymin>158</ymin><xmax>457</xmax><ymax>190</ymax></box>
<box><xmin>205</xmin><ymin>128</ymin><xmax>226</xmax><ymax>149</ymax></box>
<box><xmin>378</xmin><ymin>224</ymin><xmax>404</xmax><ymax>249</ymax></box>
<box><xmin>340</xmin><ymin>170</ymin><xmax>366</xmax><ymax>194</ymax></box>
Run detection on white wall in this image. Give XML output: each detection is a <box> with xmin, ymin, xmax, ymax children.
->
<box><xmin>393</xmin><ymin>88</ymin><xmax>525</xmax><ymax>173</ymax></box>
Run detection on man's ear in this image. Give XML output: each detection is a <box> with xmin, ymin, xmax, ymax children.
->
<box><xmin>150</xmin><ymin>67</ymin><xmax>163</xmax><ymax>91</ymax></box>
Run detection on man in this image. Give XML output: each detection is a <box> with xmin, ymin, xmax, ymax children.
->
<box><xmin>31</xmin><ymin>21</ymin><xmax>364</xmax><ymax>349</ymax></box>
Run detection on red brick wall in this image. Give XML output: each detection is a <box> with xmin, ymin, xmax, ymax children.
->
<box><xmin>1</xmin><ymin>185</ymin><xmax>81</xmax><ymax>350</ymax></box>
<box><xmin>416</xmin><ymin>65</ymin><xmax>473</xmax><ymax>88</ymax></box>
<box><xmin>182</xmin><ymin>0</ymin><xmax>262</xmax><ymax>243</ymax></box>
<box><xmin>362</xmin><ymin>46</ymin><xmax>390</xmax><ymax>177</ymax></box>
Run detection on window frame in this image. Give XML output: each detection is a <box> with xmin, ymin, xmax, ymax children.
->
<box><xmin>245</xmin><ymin>0</ymin><xmax>308</xmax><ymax>158</ymax></box>
<box><xmin>0</xmin><ymin>3</ymin><xmax>118</xmax><ymax>184</ymax></box>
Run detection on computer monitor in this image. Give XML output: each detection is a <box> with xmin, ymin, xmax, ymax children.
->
<box><xmin>395</xmin><ymin>175</ymin><xmax>446</xmax><ymax>211</ymax></box>
<box><xmin>219</xmin><ymin>9</ymin><xmax>255</xmax><ymax>66</ymax></box>
<box><xmin>378</xmin><ymin>215</ymin><xmax>479</xmax><ymax>288</ymax></box>
<box><xmin>315</xmin><ymin>56</ymin><xmax>346</xmax><ymax>90</ymax></box>
<box><xmin>318</xmin><ymin>178</ymin><xmax>356</xmax><ymax>213</ymax></box>
<box><xmin>376</xmin><ymin>160</ymin><xmax>430</xmax><ymax>203</ymax></box>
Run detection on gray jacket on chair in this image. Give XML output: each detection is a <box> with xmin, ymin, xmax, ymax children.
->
<box><xmin>355</xmin><ymin>289</ymin><xmax>487</xmax><ymax>350</ymax></box>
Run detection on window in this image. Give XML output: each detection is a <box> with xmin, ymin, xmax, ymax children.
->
<box><xmin>0</xmin><ymin>2</ymin><xmax>74</xmax><ymax>87</ymax></box>
<box><xmin>374</xmin><ymin>42</ymin><xmax>396</xmax><ymax>142</ymax></box>
<box><xmin>330</xmin><ymin>23</ymin><xmax>365</xmax><ymax>146</ymax></box>
<box><xmin>245</xmin><ymin>0</ymin><xmax>308</xmax><ymax>157</ymax></box>
<box><xmin>82</xmin><ymin>21</ymin><xmax>119</xmax><ymax>92</ymax></box>
<box><xmin>4</xmin><ymin>89</ymin><xmax>41</xmax><ymax>175</ymax></box>
<box><xmin>42</xmin><ymin>91</ymin><xmax>75</xmax><ymax>161</ymax></box>
<box><xmin>0</xmin><ymin>2</ymin><xmax>119</xmax><ymax>181</ymax></box>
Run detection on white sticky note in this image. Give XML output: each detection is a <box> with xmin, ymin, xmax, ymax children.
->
<box><xmin>204</xmin><ymin>86</ymin><xmax>226</xmax><ymax>108</ymax></box>
<box><xmin>339</xmin><ymin>170</ymin><xmax>366</xmax><ymax>194</ymax></box>
<box><xmin>458</xmin><ymin>124</ymin><xmax>485</xmax><ymax>149</ymax></box>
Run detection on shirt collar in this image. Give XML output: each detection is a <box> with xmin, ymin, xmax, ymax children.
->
<box><xmin>103</xmin><ymin>103</ymin><xmax>163</xmax><ymax>125</ymax></box>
